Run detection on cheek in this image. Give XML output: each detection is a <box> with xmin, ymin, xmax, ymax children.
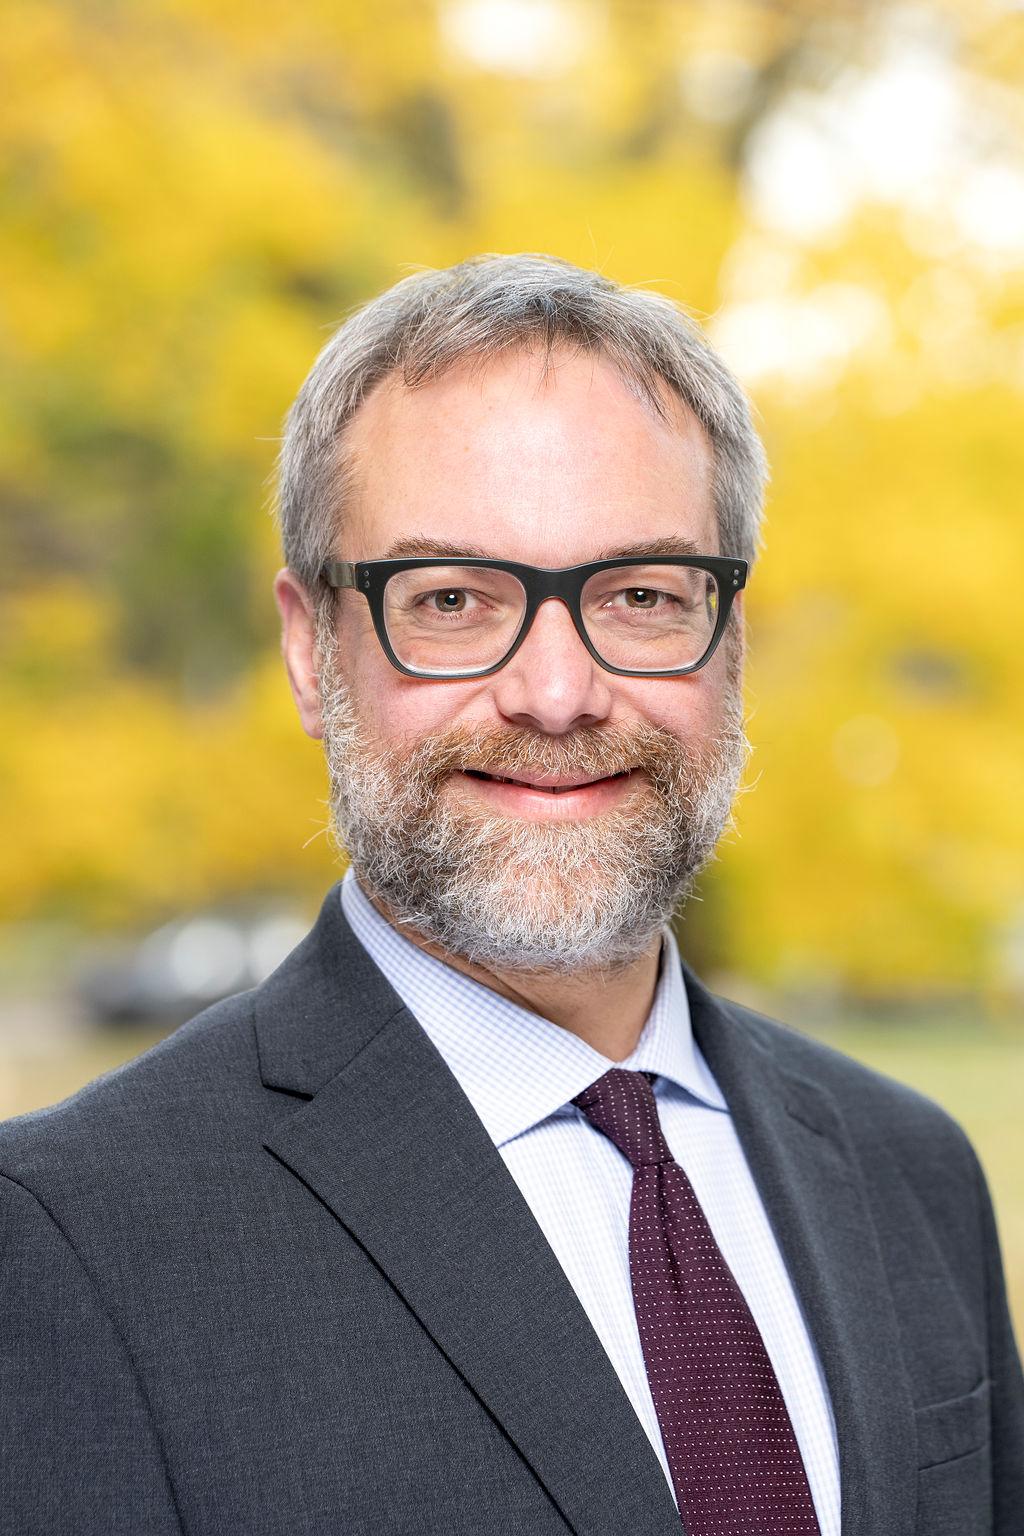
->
<box><xmin>337</xmin><ymin>601</ymin><xmax>538</xmax><ymax>744</ymax></box>
<box><xmin>339</xmin><ymin>628</ymin><xmax>486</xmax><ymax>747</ymax></box>
<box><xmin>374</xmin><ymin>683</ymin><xmax>465</xmax><ymax>746</ymax></box>
<box><xmin>616</xmin><ymin>675</ymin><xmax>722</xmax><ymax>742</ymax></box>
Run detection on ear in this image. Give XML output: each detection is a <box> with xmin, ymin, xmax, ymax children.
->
<box><xmin>274</xmin><ymin>568</ymin><xmax>327</xmax><ymax>741</ymax></box>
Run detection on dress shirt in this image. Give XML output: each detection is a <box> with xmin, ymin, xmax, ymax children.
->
<box><xmin>341</xmin><ymin>870</ymin><xmax>840</xmax><ymax>1535</ymax></box>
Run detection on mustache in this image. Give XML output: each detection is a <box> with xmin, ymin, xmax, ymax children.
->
<box><xmin>392</xmin><ymin>720</ymin><xmax>702</xmax><ymax>792</ymax></box>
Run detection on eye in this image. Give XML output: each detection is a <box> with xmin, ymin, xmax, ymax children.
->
<box><xmin>623</xmin><ymin>588</ymin><xmax>660</xmax><ymax>609</ymax></box>
<box><xmin>431</xmin><ymin>589</ymin><xmax>469</xmax><ymax>612</ymax></box>
<box><xmin>410</xmin><ymin>586</ymin><xmax>495</xmax><ymax>621</ymax></box>
<box><xmin>604</xmin><ymin>587</ymin><xmax>677</xmax><ymax>612</ymax></box>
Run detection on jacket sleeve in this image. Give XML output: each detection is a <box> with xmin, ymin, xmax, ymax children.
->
<box><xmin>0</xmin><ymin>1173</ymin><xmax>184</xmax><ymax>1535</ymax></box>
<box><xmin>968</xmin><ymin>1150</ymin><xmax>1024</xmax><ymax>1532</ymax></box>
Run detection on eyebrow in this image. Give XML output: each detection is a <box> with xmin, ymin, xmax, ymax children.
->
<box><xmin>381</xmin><ymin>534</ymin><xmax>707</xmax><ymax>561</ymax></box>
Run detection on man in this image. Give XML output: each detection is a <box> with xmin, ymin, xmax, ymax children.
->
<box><xmin>1</xmin><ymin>255</ymin><xmax>1020</xmax><ymax>1535</ymax></box>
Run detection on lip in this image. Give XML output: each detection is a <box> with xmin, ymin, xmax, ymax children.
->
<box><xmin>455</xmin><ymin>767</ymin><xmax>639</xmax><ymax>820</ymax></box>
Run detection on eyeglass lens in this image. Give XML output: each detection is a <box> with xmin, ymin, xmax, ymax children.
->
<box><xmin>381</xmin><ymin>563</ymin><xmax>720</xmax><ymax>676</ymax></box>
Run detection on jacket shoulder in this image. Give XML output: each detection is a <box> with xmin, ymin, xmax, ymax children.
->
<box><xmin>710</xmin><ymin>989</ymin><xmax>977</xmax><ymax>1159</ymax></box>
<box><xmin>0</xmin><ymin>990</ymin><xmax>260</xmax><ymax>1187</ymax></box>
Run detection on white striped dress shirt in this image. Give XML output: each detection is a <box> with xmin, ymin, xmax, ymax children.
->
<box><xmin>341</xmin><ymin>870</ymin><xmax>840</xmax><ymax>1533</ymax></box>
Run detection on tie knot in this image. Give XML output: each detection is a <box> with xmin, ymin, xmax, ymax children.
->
<box><xmin>572</xmin><ymin>1068</ymin><xmax>672</xmax><ymax>1169</ymax></box>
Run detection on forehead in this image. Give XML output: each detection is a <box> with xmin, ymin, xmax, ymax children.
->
<box><xmin>339</xmin><ymin>346</ymin><xmax>717</xmax><ymax>563</ymax></box>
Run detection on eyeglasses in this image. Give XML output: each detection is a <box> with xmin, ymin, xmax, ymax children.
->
<box><xmin>321</xmin><ymin>555</ymin><xmax>747</xmax><ymax>680</ymax></box>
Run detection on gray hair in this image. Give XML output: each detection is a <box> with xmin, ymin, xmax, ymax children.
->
<box><xmin>277</xmin><ymin>254</ymin><xmax>767</xmax><ymax>593</ymax></box>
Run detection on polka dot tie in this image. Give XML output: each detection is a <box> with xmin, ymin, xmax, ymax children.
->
<box><xmin>573</xmin><ymin>1069</ymin><xmax>820</xmax><ymax>1534</ymax></box>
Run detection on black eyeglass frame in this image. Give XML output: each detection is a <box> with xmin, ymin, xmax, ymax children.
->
<box><xmin>321</xmin><ymin>555</ymin><xmax>748</xmax><ymax>680</ymax></box>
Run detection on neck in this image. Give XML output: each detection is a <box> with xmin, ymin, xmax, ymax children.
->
<box><xmin>365</xmin><ymin>888</ymin><xmax>662</xmax><ymax>1061</ymax></box>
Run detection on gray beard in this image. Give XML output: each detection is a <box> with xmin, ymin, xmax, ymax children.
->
<box><xmin>319</xmin><ymin>641</ymin><xmax>748</xmax><ymax>976</ymax></box>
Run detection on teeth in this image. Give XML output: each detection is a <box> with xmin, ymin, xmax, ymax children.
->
<box><xmin>471</xmin><ymin>771</ymin><xmax>627</xmax><ymax>793</ymax></box>
<box><xmin>496</xmin><ymin>776</ymin><xmax>576</xmax><ymax>792</ymax></box>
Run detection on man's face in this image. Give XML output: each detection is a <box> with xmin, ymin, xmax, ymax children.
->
<box><xmin>281</xmin><ymin>345</ymin><xmax>747</xmax><ymax>973</ymax></box>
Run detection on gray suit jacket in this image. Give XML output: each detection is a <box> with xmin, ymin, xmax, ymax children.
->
<box><xmin>1</xmin><ymin>886</ymin><xmax>1021</xmax><ymax>1535</ymax></box>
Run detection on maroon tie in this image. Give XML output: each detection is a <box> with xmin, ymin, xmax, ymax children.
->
<box><xmin>573</xmin><ymin>1068</ymin><xmax>820</xmax><ymax>1535</ymax></box>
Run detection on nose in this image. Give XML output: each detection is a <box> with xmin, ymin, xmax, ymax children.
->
<box><xmin>489</xmin><ymin>597</ymin><xmax>614</xmax><ymax>734</ymax></box>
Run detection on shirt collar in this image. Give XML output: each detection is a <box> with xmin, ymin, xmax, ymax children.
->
<box><xmin>341</xmin><ymin>868</ymin><xmax>727</xmax><ymax>1150</ymax></box>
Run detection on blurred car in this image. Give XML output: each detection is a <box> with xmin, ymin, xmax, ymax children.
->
<box><xmin>75</xmin><ymin>908</ymin><xmax>310</xmax><ymax>1027</ymax></box>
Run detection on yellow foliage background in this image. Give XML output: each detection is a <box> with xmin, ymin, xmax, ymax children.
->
<box><xmin>1</xmin><ymin>0</ymin><xmax>1023</xmax><ymax>1009</ymax></box>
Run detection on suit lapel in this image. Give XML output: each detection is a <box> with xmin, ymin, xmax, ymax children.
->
<box><xmin>257</xmin><ymin>889</ymin><xmax>681</xmax><ymax>1536</ymax></box>
<box><xmin>686</xmin><ymin>973</ymin><xmax>919</xmax><ymax>1536</ymax></box>
<box><xmin>255</xmin><ymin>888</ymin><xmax>920</xmax><ymax>1535</ymax></box>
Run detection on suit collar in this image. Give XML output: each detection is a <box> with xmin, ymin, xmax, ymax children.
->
<box><xmin>340</xmin><ymin>869</ymin><xmax>725</xmax><ymax>1151</ymax></box>
<box><xmin>254</xmin><ymin>882</ymin><xmax>407</xmax><ymax>1097</ymax></box>
<box><xmin>259</xmin><ymin>887</ymin><xmax>682</xmax><ymax>1536</ymax></box>
<box><xmin>257</xmin><ymin>888</ymin><xmax>919</xmax><ymax>1536</ymax></box>
<box><xmin>685</xmin><ymin>970</ymin><xmax>919</xmax><ymax>1536</ymax></box>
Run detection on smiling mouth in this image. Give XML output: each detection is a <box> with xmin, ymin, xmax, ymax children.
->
<box><xmin>462</xmin><ymin>769</ymin><xmax>631</xmax><ymax>795</ymax></box>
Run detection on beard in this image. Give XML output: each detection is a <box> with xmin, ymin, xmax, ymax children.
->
<box><xmin>318</xmin><ymin>633</ymin><xmax>748</xmax><ymax>977</ymax></box>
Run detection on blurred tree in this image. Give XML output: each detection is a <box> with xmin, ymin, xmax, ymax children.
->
<box><xmin>0</xmin><ymin>0</ymin><xmax>1021</xmax><ymax>1004</ymax></box>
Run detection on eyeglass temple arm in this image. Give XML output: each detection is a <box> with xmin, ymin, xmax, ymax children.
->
<box><xmin>322</xmin><ymin>561</ymin><xmax>357</xmax><ymax>589</ymax></box>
